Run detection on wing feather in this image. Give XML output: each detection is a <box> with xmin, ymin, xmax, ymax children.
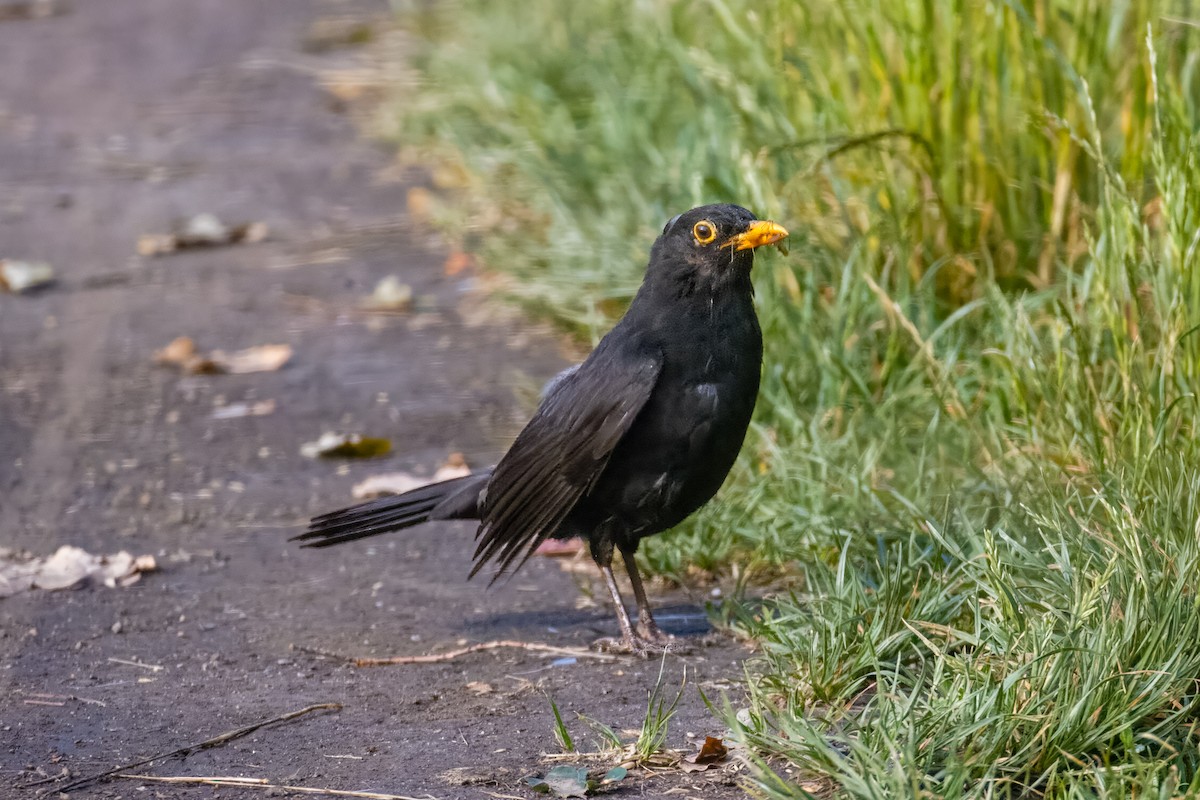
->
<box><xmin>470</xmin><ymin>347</ymin><xmax>661</xmax><ymax>580</ymax></box>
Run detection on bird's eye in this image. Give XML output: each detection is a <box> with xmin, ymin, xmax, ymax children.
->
<box><xmin>692</xmin><ymin>220</ymin><xmax>717</xmax><ymax>245</ymax></box>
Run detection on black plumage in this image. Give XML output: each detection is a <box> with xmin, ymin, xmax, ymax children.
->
<box><xmin>295</xmin><ymin>203</ymin><xmax>788</xmax><ymax>653</ymax></box>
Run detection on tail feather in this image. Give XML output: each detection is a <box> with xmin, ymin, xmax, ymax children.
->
<box><xmin>294</xmin><ymin>472</ymin><xmax>487</xmax><ymax>548</ymax></box>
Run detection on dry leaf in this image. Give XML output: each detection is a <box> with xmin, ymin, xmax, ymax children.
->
<box><xmin>0</xmin><ymin>259</ymin><xmax>55</xmax><ymax>293</ymax></box>
<box><xmin>137</xmin><ymin>234</ymin><xmax>176</xmax><ymax>257</ymax></box>
<box><xmin>351</xmin><ymin>454</ymin><xmax>470</xmax><ymax>498</ymax></box>
<box><xmin>0</xmin><ymin>0</ymin><xmax>68</xmax><ymax>22</ymax></box>
<box><xmin>153</xmin><ymin>336</ymin><xmax>221</xmax><ymax>373</ymax></box>
<box><xmin>465</xmin><ymin>681</ymin><xmax>493</xmax><ymax>696</ymax></box>
<box><xmin>301</xmin><ymin>432</ymin><xmax>392</xmax><ymax>459</ymax></box>
<box><xmin>211</xmin><ymin>399</ymin><xmax>277</xmax><ymax>420</ymax></box>
<box><xmin>0</xmin><ymin>546</ymin><xmax>157</xmax><ymax>598</ymax></box>
<box><xmin>443</xmin><ymin>249</ymin><xmax>473</xmax><ymax>276</ymax></box>
<box><xmin>435</xmin><ymin>453</ymin><xmax>471</xmax><ymax>481</ymax></box>
<box><xmin>406</xmin><ymin>187</ymin><xmax>434</xmax><ymax>222</ymax></box>
<box><xmin>138</xmin><ymin>213</ymin><xmax>269</xmax><ymax>256</ymax></box>
<box><xmin>680</xmin><ymin>736</ymin><xmax>728</xmax><ymax>772</ymax></box>
<box><xmin>155</xmin><ymin>338</ymin><xmax>291</xmax><ymax>375</ymax></box>
<box><xmin>352</xmin><ymin>471</ymin><xmax>428</xmax><ymax>499</ymax></box>
<box><xmin>155</xmin><ymin>336</ymin><xmax>200</xmax><ymax>365</ymax></box>
<box><xmin>362</xmin><ymin>276</ymin><xmax>412</xmax><ymax>312</ymax></box>
<box><xmin>214</xmin><ymin>344</ymin><xmax>292</xmax><ymax>374</ymax></box>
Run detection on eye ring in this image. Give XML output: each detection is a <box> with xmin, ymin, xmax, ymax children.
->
<box><xmin>692</xmin><ymin>220</ymin><xmax>717</xmax><ymax>245</ymax></box>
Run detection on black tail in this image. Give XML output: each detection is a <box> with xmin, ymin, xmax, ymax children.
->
<box><xmin>292</xmin><ymin>471</ymin><xmax>490</xmax><ymax>548</ymax></box>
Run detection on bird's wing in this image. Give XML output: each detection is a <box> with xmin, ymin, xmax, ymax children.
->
<box><xmin>470</xmin><ymin>347</ymin><xmax>662</xmax><ymax>580</ymax></box>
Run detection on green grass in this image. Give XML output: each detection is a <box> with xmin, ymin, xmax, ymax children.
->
<box><xmin>381</xmin><ymin>0</ymin><xmax>1200</xmax><ymax>796</ymax></box>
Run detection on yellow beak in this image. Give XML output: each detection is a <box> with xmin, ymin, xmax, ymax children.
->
<box><xmin>723</xmin><ymin>220</ymin><xmax>789</xmax><ymax>251</ymax></box>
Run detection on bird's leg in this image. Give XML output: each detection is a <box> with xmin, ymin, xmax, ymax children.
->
<box><xmin>598</xmin><ymin>560</ymin><xmax>640</xmax><ymax>650</ymax></box>
<box><xmin>621</xmin><ymin>550</ymin><xmax>672</xmax><ymax>644</ymax></box>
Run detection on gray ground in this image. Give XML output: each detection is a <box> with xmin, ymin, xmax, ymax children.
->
<box><xmin>0</xmin><ymin>2</ymin><xmax>757</xmax><ymax>798</ymax></box>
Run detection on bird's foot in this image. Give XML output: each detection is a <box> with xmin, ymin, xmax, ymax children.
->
<box><xmin>592</xmin><ymin>634</ymin><xmax>690</xmax><ymax>659</ymax></box>
<box><xmin>636</xmin><ymin>617</ymin><xmax>673</xmax><ymax>645</ymax></box>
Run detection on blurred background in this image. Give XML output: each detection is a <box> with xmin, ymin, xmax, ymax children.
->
<box><xmin>5</xmin><ymin>1</ymin><xmax>1200</xmax><ymax>798</ymax></box>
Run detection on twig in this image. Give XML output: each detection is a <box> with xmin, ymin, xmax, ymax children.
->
<box><xmin>296</xmin><ymin>639</ymin><xmax>615</xmax><ymax>666</ymax></box>
<box><xmin>112</xmin><ymin>774</ymin><xmax>434</xmax><ymax>799</ymax></box>
<box><xmin>35</xmin><ymin>703</ymin><xmax>340</xmax><ymax>795</ymax></box>
<box><xmin>107</xmin><ymin>656</ymin><xmax>164</xmax><ymax>672</ymax></box>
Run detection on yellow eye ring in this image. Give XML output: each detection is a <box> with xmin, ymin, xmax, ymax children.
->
<box><xmin>692</xmin><ymin>220</ymin><xmax>717</xmax><ymax>245</ymax></box>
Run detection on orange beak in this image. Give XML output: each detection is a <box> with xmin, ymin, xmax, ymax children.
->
<box><xmin>723</xmin><ymin>220</ymin><xmax>789</xmax><ymax>252</ymax></box>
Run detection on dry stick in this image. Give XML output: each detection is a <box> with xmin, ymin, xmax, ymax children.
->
<box><xmin>113</xmin><ymin>774</ymin><xmax>434</xmax><ymax>800</ymax></box>
<box><xmin>38</xmin><ymin>703</ymin><xmax>341</xmax><ymax>796</ymax></box>
<box><xmin>295</xmin><ymin>639</ymin><xmax>616</xmax><ymax>666</ymax></box>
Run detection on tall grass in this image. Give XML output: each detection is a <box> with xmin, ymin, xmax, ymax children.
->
<box><xmin>382</xmin><ymin>0</ymin><xmax>1200</xmax><ymax>795</ymax></box>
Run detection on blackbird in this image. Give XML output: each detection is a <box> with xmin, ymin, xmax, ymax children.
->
<box><xmin>294</xmin><ymin>203</ymin><xmax>788</xmax><ymax>654</ymax></box>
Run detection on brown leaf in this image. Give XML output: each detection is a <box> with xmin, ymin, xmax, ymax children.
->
<box><xmin>443</xmin><ymin>249</ymin><xmax>473</xmax><ymax>276</ymax></box>
<box><xmin>406</xmin><ymin>187</ymin><xmax>434</xmax><ymax>222</ymax></box>
<box><xmin>0</xmin><ymin>259</ymin><xmax>54</xmax><ymax>293</ymax></box>
<box><xmin>213</xmin><ymin>344</ymin><xmax>292</xmax><ymax>374</ymax></box>
<box><xmin>229</xmin><ymin>221</ymin><xmax>269</xmax><ymax>244</ymax></box>
<box><xmin>680</xmin><ymin>736</ymin><xmax>728</xmax><ymax>772</ymax></box>
<box><xmin>465</xmin><ymin>681</ymin><xmax>493</xmax><ymax>695</ymax></box>
<box><xmin>137</xmin><ymin>233</ymin><xmax>178</xmax><ymax>257</ymax></box>
<box><xmin>351</xmin><ymin>471</ymin><xmax>429</xmax><ymax>499</ymax></box>
<box><xmin>153</xmin><ymin>336</ymin><xmax>223</xmax><ymax>373</ymax></box>
<box><xmin>138</xmin><ymin>214</ymin><xmax>269</xmax><ymax>256</ymax></box>
<box><xmin>154</xmin><ymin>336</ymin><xmax>199</xmax><ymax>365</ymax></box>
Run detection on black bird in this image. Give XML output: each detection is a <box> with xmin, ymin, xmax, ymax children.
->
<box><xmin>294</xmin><ymin>204</ymin><xmax>788</xmax><ymax>654</ymax></box>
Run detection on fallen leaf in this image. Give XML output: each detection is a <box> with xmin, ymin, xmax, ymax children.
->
<box><xmin>138</xmin><ymin>214</ymin><xmax>268</xmax><ymax>256</ymax></box>
<box><xmin>443</xmin><ymin>249</ymin><xmax>473</xmax><ymax>276</ymax></box>
<box><xmin>351</xmin><ymin>471</ymin><xmax>428</xmax><ymax>499</ymax></box>
<box><xmin>154</xmin><ymin>336</ymin><xmax>217</xmax><ymax>373</ymax></box>
<box><xmin>154</xmin><ymin>338</ymin><xmax>291</xmax><ymax>375</ymax></box>
<box><xmin>351</xmin><ymin>453</ymin><xmax>470</xmax><ymax>498</ymax></box>
<box><xmin>154</xmin><ymin>336</ymin><xmax>197</xmax><ymax>365</ymax></box>
<box><xmin>438</xmin><ymin>452</ymin><xmax>469</xmax><ymax>476</ymax></box>
<box><xmin>0</xmin><ymin>546</ymin><xmax>157</xmax><ymax>598</ymax></box>
<box><xmin>0</xmin><ymin>259</ymin><xmax>55</xmax><ymax>293</ymax></box>
<box><xmin>406</xmin><ymin>187</ymin><xmax>434</xmax><ymax>222</ymax></box>
<box><xmin>680</xmin><ymin>735</ymin><xmax>728</xmax><ymax>772</ymax></box>
<box><xmin>211</xmin><ymin>399</ymin><xmax>277</xmax><ymax>420</ymax></box>
<box><xmin>214</xmin><ymin>344</ymin><xmax>292</xmax><ymax>374</ymax></box>
<box><xmin>0</xmin><ymin>0</ymin><xmax>68</xmax><ymax>22</ymax></box>
<box><xmin>228</xmin><ymin>221</ymin><xmax>269</xmax><ymax>245</ymax></box>
<box><xmin>301</xmin><ymin>432</ymin><xmax>392</xmax><ymax>459</ymax></box>
<box><xmin>137</xmin><ymin>234</ymin><xmax>176</xmax><ymax>257</ymax></box>
<box><xmin>362</xmin><ymin>276</ymin><xmax>412</xmax><ymax>312</ymax></box>
<box><xmin>465</xmin><ymin>681</ymin><xmax>493</xmax><ymax>696</ymax></box>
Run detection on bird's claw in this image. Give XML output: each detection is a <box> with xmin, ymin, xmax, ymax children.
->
<box><xmin>592</xmin><ymin>634</ymin><xmax>690</xmax><ymax>659</ymax></box>
<box><xmin>636</xmin><ymin>619</ymin><xmax>673</xmax><ymax>645</ymax></box>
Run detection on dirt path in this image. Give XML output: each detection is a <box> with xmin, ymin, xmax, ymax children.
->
<box><xmin>0</xmin><ymin>2</ymin><xmax>754</xmax><ymax>798</ymax></box>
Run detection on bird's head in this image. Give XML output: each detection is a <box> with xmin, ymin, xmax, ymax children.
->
<box><xmin>648</xmin><ymin>204</ymin><xmax>788</xmax><ymax>297</ymax></box>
